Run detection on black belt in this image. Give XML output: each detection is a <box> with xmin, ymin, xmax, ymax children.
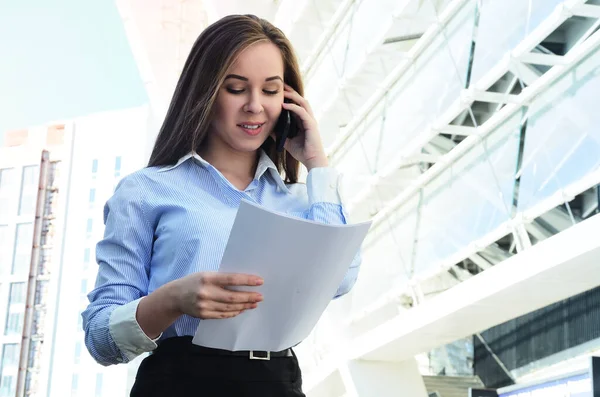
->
<box><xmin>155</xmin><ymin>336</ymin><xmax>293</xmax><ymax>361</ymax></box>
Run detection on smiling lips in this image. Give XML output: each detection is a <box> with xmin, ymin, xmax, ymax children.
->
<box><xmin>237</xmin><ymin>122</ymin><xmax>266</xmax><ymax>136</ymax></box>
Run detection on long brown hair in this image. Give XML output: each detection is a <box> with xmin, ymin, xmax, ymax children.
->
<box><xmin>148</xmin><ymin>14</ymin><xmax>302</xmax><ymax>183</ymax></box>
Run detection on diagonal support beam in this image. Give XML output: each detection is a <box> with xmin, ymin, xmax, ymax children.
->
<box><xmin>434</xmin><ymin>125</ymin><xmax>478</xmax><ymax>136</ymax></box>
<box><xmin>519</xmin><ymin>52</ymin><xmax>567</xmax><ymax>66</ymax></box>
<box><xmin>570</xmin><ymin>3</ymin><xmax>600</xmax><ymax>19</ymax></box>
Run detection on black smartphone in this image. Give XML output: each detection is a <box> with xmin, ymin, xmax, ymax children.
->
<box><xmin>274</xmin><ymin>101</ymin><xmax>299</xmax><ymax>152</ymax></box>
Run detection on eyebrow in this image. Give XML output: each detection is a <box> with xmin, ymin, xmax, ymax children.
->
<box><xmin>224</xmin><ymin>74</ymin><xmax>283</xmax><ymax>82</ymax></box>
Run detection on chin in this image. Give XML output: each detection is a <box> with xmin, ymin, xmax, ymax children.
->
<box><xmin>231</xmin><ymin>140</ymin><xmax>267</xmax><ymax>153</ymax></box>
<box><xmin>232</xmin><ymin>133</ymin><xmax>271</xmax><ymax>152</ymax></box>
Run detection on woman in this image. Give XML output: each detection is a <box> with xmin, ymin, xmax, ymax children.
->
<box><xmin>82</xmin><ymin>14</ymin><xmax>361</xmax><ymax>396</ymax></box>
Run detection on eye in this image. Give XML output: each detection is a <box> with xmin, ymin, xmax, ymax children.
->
<box><xmin>263</xmin><ymin>90</ymin><xmax>279</xmax><ymax>95</ymax></box>
<box><xmin>226</xmin><ymin>88</ymin><xmax>244</xmax><ymax>94</ymax></box>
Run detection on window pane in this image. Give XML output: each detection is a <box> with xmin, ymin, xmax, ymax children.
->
<box><xmin>0</xmin><ymin>169</ymin><xmax>18</xmax><ymax>193</ymax></box>
<box><xmin>89</xmin><ymin>188</ymin><xmax>96</xmax><ymax>205</ymax></box>
<box><xmin>9</xmin><ymin>283</ymin><xmax>26</xmax><ymax>305</ymax></box>
<box><xmin>114</xmin><ymin>156</ymin><xmax>121</xmax><ymax>172</ymax></box>
<box><xmin>18</xmin><ymin>166</ymin><xmax>39</xmax><ymax>216</ymax></box>
<box><xmin>86</xmin><ymin>219</ymin><xmax>93</xmax><ymax>235</ymax></box>
<box><xmin>343</xmin><ymin>0</ymin><xmax>399</xmax><ymax>76</ymax></box>
<box><xmin>518</xmin><ymin>47</ymin><xmax>600</xmax><ymax>213</ymax></box>
<box><xmin>80</xmin><ymin>279</ymin><xmax>88</xmax><ymax>296</ymax></box>
<box><xmin>91</xmin><ymin>159</ymin><xmax>98</xmax><ymax>174</ymax></box>
<box><xmin>82</xmin><ymin>248</ymin><xmax>91</xmax><ymax>271</ymax></box>
<box><xmin>334</xmin><ymin>102</ymin><xmax>384</xmax><ymax>198</ymax></box>
<box><xmin>95</xmin><ymin>373</ymin><xmax>103</xmax><ymax>397</ymax></box>
<box><xmin>74</xmin><ymin>341</ymin><xmax>81</xmax><ymax>365</ymax></box>
<box><xmin>4</xmin><ymin>312</ymin><xmax>23</xmax><ymax>336</ymax></box>
<box><xmin>0</xmin><ymin>169</ymin><xmax>17</xmax><ymax>220</ymax></box>
<box><xmin>0</xmin><ymin>375</ymin><xmax>15</xmax><ymax>397</ymax></box>
<box><xmin>0</xmin><ymin>226</ymin><xmax>10</xmax><ymax>274</ymax></box>
<box><xmin>1</xmin><ymin>344</ymin><xmax>19</xmax><ymax>369</ymax></box>
<box><xmin>12</xmin><ymin>223</ymin><xmax>33</xmax><ymax>275</ymax></box>
<box><xmin>377</xmin><ymin>1</ymin><xmax>475</xmax><ymax>168</ymax></box>
<box><xmin>471</xmin><ymin>0</ymin><xmax>565</xmax><ymax>84</ymax></box>
<box><xmin>71</xmin><ymin>373</ymin><xmax>78</xmax><ymax>397</ymax></box>
<box><xmin>413</xmin><ymin>112</ymin><xmax>521</xmax><ymax>276</ymax></box>
<box><xmin>348</xmin><ymin>196</ymin><xmax>417</xmax><ymax>314</ymax></box>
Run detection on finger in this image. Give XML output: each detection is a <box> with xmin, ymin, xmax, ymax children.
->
<box><xmin>210</xmin><ymin>286</ymin><xmax>263</xmax><ymax>304</ymax></box>
<box><xmin>282</xmin><ymin>102</ymin><xmax>315</xmax><ymax>128</ymax></box>
<box><xmin>205</xmin><ymin>301</ymin><xmax>258</xmax><ymax>312</ymax></box>
<box><xmin>204</xmin><ymin>272</ymin><xmax>263</xmax><ymax>287</ymax></box>
<box><xmin>283</xmin><ymin>89</ymin><xmax>314</xmax><ymax>117</ymax></box>
<box><xmin>198</xmin><ymin>297</ymin><xmax>258</xmax><ymax>312</ymax></box>
<box><xmin>200</xmin><ymin>310</ymin><xmax>244</xmax><ymax>320</ymax></box>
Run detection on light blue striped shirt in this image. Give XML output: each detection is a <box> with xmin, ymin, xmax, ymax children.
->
<box><xmin>82</xmin><ymin>150</ymin><xmax>361</xmax><ymax>366</ymax></box>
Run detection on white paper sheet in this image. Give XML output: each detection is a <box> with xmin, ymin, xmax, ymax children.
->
<box><xmin>192</xmin><ymin>199</ymin><xmax>372</xmax><ymax>351</ymax></box>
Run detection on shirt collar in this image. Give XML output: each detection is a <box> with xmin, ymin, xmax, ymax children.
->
<box><xmin>157</xmin><ymin>150</ymin><xmax>291</xmax><ymax>194</ymax></box>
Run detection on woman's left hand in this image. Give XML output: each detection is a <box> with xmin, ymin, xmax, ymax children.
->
<box><xmin>279</xmin><ymin>84</ymin><xmax>329</xmax><ymax>171</ymax></box>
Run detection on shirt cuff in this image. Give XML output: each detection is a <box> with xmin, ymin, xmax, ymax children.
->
<box><xmin>109</xmin><ymin>298</ymin><xmax>161</xmax><ymax>362</ymax></box>
<box><xmin>307</xmin><ymin>167</ymin><xmax>342</xmax><ymax>206</ymax></box>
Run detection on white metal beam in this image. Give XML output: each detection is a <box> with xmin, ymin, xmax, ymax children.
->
<box><xmin>570</xmin><ymin>3</ymin><xmax>600</xmax><ymax>19</ymax></box>
<box><xmin>368</xmin><ymin>26</ymin><xmax>600</xmax><ymax>235</ymax></box>
<box><xmin>351</xmin><ymin>212</ymin><xmax>600</xmax><ymax>361</ymax></box>
<box><xmin>326</xmin><ymin>0</ymin><xmax>471</xmax><ymax>157</ymax></box>
<box><xmin>521</xmin><ymin>168</ymin><xmax>600</xmax><ymax>224</ymax></box>
<box><xmin>468</xmin><ymin>254</ymin><xmax>493</xmax><ymax>271</ymax></box>
<box><xmin>328</xmin><ymin>0</ymin><xmax>586</xmax><ymax>159</ymax></box>
<box><xmin>405</xmin><ymin>153</ymin><xmax>441</xmax><ymax>164</ymax></box>
<box><xmin>524</xmin><ymin>221</ymin><xmax>554</xmax><ymax>242</ymax></box>
<box><xmin>337</xmin><ymin>1</ymin><xmax>588</xmax><ymax>217</ymax></box>
<box><xmin>301</xmin><ymin>0</ymin><xmax>358</xmax><ymax>76</ymax></box>
<box><xmin>519</xmin><ymin>53</ymin><xmax>567</xmax><ymax>66</ymax></box>
<box><xmin>509</xmin><ymin>60</ymin><xmax>543</xmax><ymax>86</ymax></box>
<box><xmin>434</xmin><ymin>125</ymin><xmax>477</xmax><ymax>136</ymax></box>
<box><xmin>345</xmin><ymin>97</ymin><xmax>469</xmax><ymax>210</ymax></box>
<box><xmin>471</xmin><ymin>91</ymin><xmax>522</xmax><ymax>104</ymax></box>
<box><xmin>511</xmin><ymin>0</ymin><xmax>586</xmax><ymax>56</ymax></box>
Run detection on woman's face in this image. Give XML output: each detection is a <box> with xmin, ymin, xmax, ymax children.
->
<box><xmin>209</xmin><ymin>41</ymin><xmax>285</xmax><ymax>154</ymax></box>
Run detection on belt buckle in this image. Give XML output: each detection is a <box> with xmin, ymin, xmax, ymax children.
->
<box><xmin>249</xmin><ymin>350</ymin><xmax>271</xmax><ymax>361</ymax></box>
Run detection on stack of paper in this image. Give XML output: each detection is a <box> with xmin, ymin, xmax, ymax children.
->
<box><xmin>193</xmin><ymin>199</ymin><xmax>372</xmax><ymax>351</ymax></box>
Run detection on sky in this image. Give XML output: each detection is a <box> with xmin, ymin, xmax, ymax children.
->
<box><xmin>0</xmin><ymin>0</ymin><xmax>148</xmax><ymax>142</ymax></box>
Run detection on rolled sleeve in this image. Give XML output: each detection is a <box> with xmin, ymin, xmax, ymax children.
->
<box><xmin>109</xmin><ymin>298</ymin><xmax>161</xmax><ymax>361</ymax></box>
<box><xmin>82</xmin><ymin>174</ymin><xmax>156</xmax><ymax>366</ymax></box>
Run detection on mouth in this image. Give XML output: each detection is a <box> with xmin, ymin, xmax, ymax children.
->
<box><xmin>237</xmin><ymin>122</ymin><xmax>266</xmax><ymax>136</ymax></box>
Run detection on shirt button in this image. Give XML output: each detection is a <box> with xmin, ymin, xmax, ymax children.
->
<box><xmin>116</xmin><ymin>357</ymin><xmax>123</xmax><ymax>363</ymax></box>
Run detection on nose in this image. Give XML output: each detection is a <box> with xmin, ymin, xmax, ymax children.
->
<box><xmin>243</xmin><ymin>91</ymin><xmax>264</xmax><ymax>114</ymax></box>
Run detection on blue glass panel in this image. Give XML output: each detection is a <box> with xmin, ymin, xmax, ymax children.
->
<box><xmin>471</xmin><ymin>0</ymin><xmax>565</xmax><ymax>84</ymax></box>
<box><xmin>413</xmin><ymin>112</ymin><xmax>522</xmax><ymax>276</ymax></box>
<box><xmin>518</xmin><ymin>47</ymin><xmax>600</xmax><ymax>213</ymax></box>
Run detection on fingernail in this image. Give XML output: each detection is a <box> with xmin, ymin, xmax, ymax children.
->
<box><xmin>255</xmin><ymin>278</ymin><xmax>264</xmax><ymax>285</ymax></box>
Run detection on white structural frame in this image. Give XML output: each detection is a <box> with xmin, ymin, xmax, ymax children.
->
<box><xmin>294</xmin><ymin>0</ymin><xmax>600</xmax><ymax>394</ymax></box>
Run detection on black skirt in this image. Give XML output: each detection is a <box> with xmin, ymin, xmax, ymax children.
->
<box><xmin>130</xmin><ymin>336</ymin><xmax>306</xmax><ymax>397</ymax></box>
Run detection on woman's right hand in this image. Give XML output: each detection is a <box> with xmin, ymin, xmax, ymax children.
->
<box><xmin>174</xmin><ymin>272</ymin><xmax>264</xmax><ymax>319</ymax></box>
